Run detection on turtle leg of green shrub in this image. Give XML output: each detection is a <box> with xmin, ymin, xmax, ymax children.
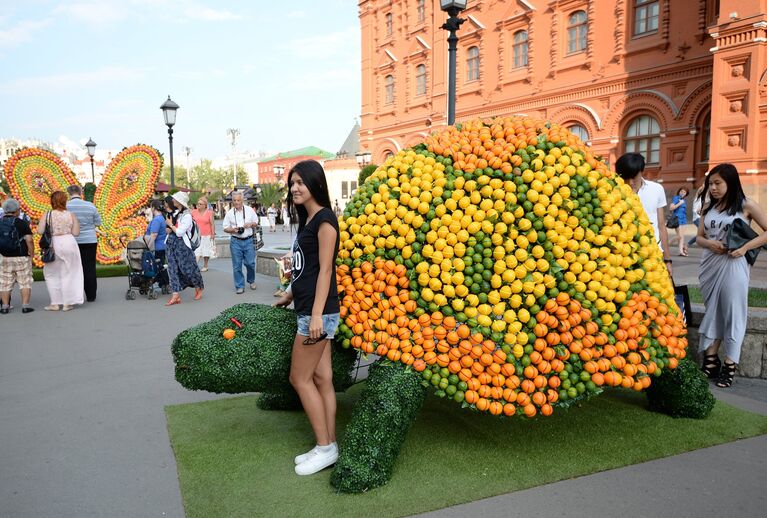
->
<box><xmin>646</xmin><ymin>357</ymin><xmax>715</xmax><ymax>419</ymax></box>
<box><xmin>257</xmin><ymin>390</ymin><xmax>303</xmax><ymax>410</ymax></box>
<box><xmin>330</xmin><ymin>359</ymin><xmax>427</xmax><ymax>493</ymax></box>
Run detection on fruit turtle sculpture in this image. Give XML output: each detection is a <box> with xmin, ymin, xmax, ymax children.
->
<box><xmin>172</xmin><ymin>117</ymin><xmax>712</xmax><ymax>493</ymax></box>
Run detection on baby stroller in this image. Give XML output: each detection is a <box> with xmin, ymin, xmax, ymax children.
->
<box><xmin>124</xmin><ymin>238</ymin><xmax>170</xmax><ymax>300</ymax></box>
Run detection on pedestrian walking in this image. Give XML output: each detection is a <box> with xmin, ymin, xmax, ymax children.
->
<box><xmin>274</xmin><ymin>160</ymin><xmax>341</xmax><ymax>476</ymax></box>
<box><xmin>615</xmin><ymin>153</ymin><xmax>673</xmax><ymax>274</ymax></box>
<box><xmin>282</xmin><ymin>202</ymin><xmax>290</xmax><ymax>232</ymax></box>
<box><xmin>164</xmin><ymin>192</ymin><xmax>204</xmax><ymax>305</ymax></box>
<box><xmin>268</xmin><ymin>203</ymin><xmax>278</xmax><ymax>232</ymax></box>
<box><xmin>687</xmin><ymin>185</ymin><xmax>705</xmax><ymax>247</ymax></box>
<box><xmin>66</xmin><ymin>185</ymin><xmax>102</xmax><ymax>302</ymax></box>
<box><xmin>37</xmin><ymin>191</ymin><xmax>84</xmax><ymax>311</ymax></box>
<box><xmin>191</xmin><ymin>196</ymin><xmax>216</xmax><ymax>272</ymax></box>
<box><xmin>144</xmin><ymin>200</ymin><xmax>169</xmax><ymax>290</ymax></box>
<box><xmin>0</xmin><ymin>198</ymin><xmax>35</xmax><ymax>314</ymax></box>
<box><xmin>223</xmin><ymin>191</ymin><xmax>258</xmax><ymax>294</ymax></box>
<box><xmin>669</xmin><ymin>187</ymin><xmax>689</xmax><ymax>256</ymax></box>
<box><xmin>696</xmin><ymin>163</ymin><xmax>767</xmax><ymax>388</ymax></box>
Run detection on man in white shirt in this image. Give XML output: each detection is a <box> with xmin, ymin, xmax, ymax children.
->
<box><xmin>223</xmin><ymin>191</ymin><xmax>258</xmax><ymax>294</ymax></box>
<box><xmin>615</xmin><ymin>152</ymin><xmax>673</xmax><ymax>275</ymax></box>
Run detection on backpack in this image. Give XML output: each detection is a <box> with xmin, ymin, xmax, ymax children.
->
<box><xmin>0</xmin><ymin>218</ymin><xmax>23</xmax><ymax>256</ymax></box>
<box><xmin>141</xmin><ymin>250</ymin><xmax>158</xmax><ymax>278</ymax></box>
<box><xmin>188</xmin><ymin>219</ymin><xmax>201</xmax><ymax>250</ymax></box>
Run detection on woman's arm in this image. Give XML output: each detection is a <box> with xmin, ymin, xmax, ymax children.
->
<box><xmin>696</xmin><ymin>211</ymin><xmax>728</xmax><ymax>254</ymax></box>
<box><xmin>669</xmin><ymin>197</ymin><xmax>683</xmax><ymax>210</ymax></box>
<box><xmin>36</xmin><ymin>213</ymin><xmax>47</xmax><ymax>235</ymax></box>
<box><xmin>175</xmin><ymin>213</ymin><xmax>192</xmax><ymax>237</ymax></box>
<box><xmin>730</xmin><ymin>199</ymin><xmax>767</xmax><ymax>257</ymax></box>
<box><xmin>308</xmin><ymin>222</ymin><xmax>338</xmax><ymax>339</ymax></box>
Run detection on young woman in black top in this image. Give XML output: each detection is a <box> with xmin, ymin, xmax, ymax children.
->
<box><xmin>275</xmin><ymin>160</ymin><xmax>341</xmax><ymax>476</ymax></box>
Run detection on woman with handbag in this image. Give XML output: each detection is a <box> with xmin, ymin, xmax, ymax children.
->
<box><xmin>191</xmin><ymin>196</ymin><xmax>216</xmax><ymax>272</ymax></box>
<box><xmin>274</xmin><ymin>160</ymin><xmax>341</xmax><ymax>476</ymax></box>
<box><xmin>36</xmin><ymin>191</ymin><xmax>83</xmax><ymax>311</ymax></box>
<box><xmin>696</xmin><ymin>164</ymin><xmax>767</xmax><ymax>387</ymax></box>
<box><xmin>669</xmin><ymin>187</ymin><xmax>688</xmax><ymax>256</ymax></box>
<box><xmin>164</xmin><ymin>192</ymin><xmax>204</xmax><ymax>306</ymax></box>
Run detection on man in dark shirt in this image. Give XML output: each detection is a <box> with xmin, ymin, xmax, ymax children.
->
<box><xmin>0</xmin><ymin>198</ymin><xmax>35</xmax><ymax>314</ymax></box>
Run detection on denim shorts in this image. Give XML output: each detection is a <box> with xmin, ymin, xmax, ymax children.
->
<box><xmin>296</xmin><ymin>313</ymin><xmax>340</xmax><ymax>339</ymax></box>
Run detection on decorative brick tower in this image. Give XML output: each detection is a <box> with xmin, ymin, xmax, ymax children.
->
<box><xmin>708</xmin><ymin>0</ymin><xmax>767</xmax><ymax>179</ymax></box>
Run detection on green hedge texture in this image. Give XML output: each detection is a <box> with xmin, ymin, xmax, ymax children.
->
<box><xmin>256</xmin><ymin>391</ymin><xmax>303</xmax><ymax>411</ymax></box>
<box><xmin>331</xmin><ymin>359</ymin><xmax>427</xmax><ymax>493</ymax></box>
<box><xmin>83</xmin><ymin>182</ymin><xmax>96</xmax><ymax>202</ymax></box>
<box><xmin>171</xmin><ymin>303</ymin><xmax>358</xmax><ymax>395</ymax></box>
<box><xmin>645</xmin><ymin>357</ymin><xmax>715</xmax><ymax>419</ymax></box>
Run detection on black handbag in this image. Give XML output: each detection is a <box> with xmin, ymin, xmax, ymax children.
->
<box><xmin>253</xmin><ymin>227</ymin><xmax>264</xmax><ymax>251</ymax></box>
<box><xmin>665</xmin><ymin>212</ymin><xmax>680</xmax><ymax>229</ymax></box>
<box><xmin>727</xmin><ymin>218</ymin><xmax>767</xmax><ymax>266</ymax></box>
<box><xmin>673</xmin><ymin>284</ymin><xmax>693</xmax><ymax>325</ymax></box>
<box><xmin>39</xmin><ymin>212</ymin><xmax>55</xmax><ymax>263</ymax></box>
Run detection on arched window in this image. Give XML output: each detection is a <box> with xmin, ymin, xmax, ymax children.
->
<box><xmin>512</xmin><ymin>30</ymin><xmax>529</xmax><ymax>69</ymax></box>
<box><xmin>567</xmin><ymin>124</ymin><xmax>589</xmax><ymax>143</ymax></box>
<box><xmin>624</xmin><ymin>115</ymin><xmax>661</xmax><ymax>165</ymax></box>
<box><xmin>384</xmin><ymin>75</ymin><xmax>395</xmax><ymax>105</ymax></box>
<box><xmin>466</xmin><ymin>46</ymin><xmax>480</xmax><ymax>81</ymax></box>
<box><xmin>634</xmin><ymin>0</ymin><xmax>660</xmax><ymax>36</ymax></box>
<box><xmin>567</xmin><ymin>10</ymin><xmax>588</xmax><ymax>54</ymax></box>
<box><xmin>415</xmin><ymin>64</ymin><xmax>427</xmax><ymax>96</ymax></box>
<box><xmin>385</xmin><ymin>13</ymin><xmax>393</xmax><ymax>37</ymax></box>
<box><xmin>417</xmin><ymin>0</ymin><xmax>425</xmax><ymax>23</ymax></box>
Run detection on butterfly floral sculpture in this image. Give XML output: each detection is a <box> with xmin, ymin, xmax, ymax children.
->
<box><xmin>4</xmin><ymin>145</ymin><xmax>162</xmax><ymax>265</ymax></box>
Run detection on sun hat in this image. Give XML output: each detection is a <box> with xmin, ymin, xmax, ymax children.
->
<box><xmin>172</xmin><ymin>191</ymin><xmax>190</xmax><ymax>208</ymax></box>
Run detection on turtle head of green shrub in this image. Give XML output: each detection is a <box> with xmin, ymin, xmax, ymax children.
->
<box><xmin>171</xmin><ymin>303</ymin><xmax>358</xmax><ymax>405</ymax></box>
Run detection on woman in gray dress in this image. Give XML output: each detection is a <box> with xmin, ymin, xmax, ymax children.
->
<box><xmin>696</xmin><ymin>164</ymin><xmax>767</xmax><ymax>387</ymax></box>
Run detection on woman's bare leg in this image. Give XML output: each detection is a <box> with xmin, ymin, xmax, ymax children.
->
<box><xmin>312</xmin><ymin>341</ymin><xmax>336</xmax><ymax>442</ymax></box>
<box><xmin>289</xmin><ymin>335</ymin><xmax>332</xmax><ymax>445</ymax></box>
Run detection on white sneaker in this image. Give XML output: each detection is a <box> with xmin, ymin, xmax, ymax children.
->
<box><xmin>294</xmin><ymin>445</ymin><xmax>320</xmax><ymax>465</ymax></box>
<box><xmin>294</xmin><ymin>444</ymin><xmax>338</xmax><ymax>475</ymax></box>
<box><xmin>294</xmin><ymin>442</ymin><xmax>337</xmax><ymax>465</ymax></box>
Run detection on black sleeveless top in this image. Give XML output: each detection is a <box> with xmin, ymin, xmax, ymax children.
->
<box><xmin>291</xmin><ymin>207</ymin><xmax>340</xmax><ymax>315</ymax></box>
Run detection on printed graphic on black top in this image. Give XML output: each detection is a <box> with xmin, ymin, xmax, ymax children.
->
<box><xmin>290</xmin><ymin>207</ymin><xmax>340</xmax><ymax>316</ymax></box>
<box><xmin>291</xmin><ymin>239</ymin><xmax>304</xmax><ymax>282</ymax></box>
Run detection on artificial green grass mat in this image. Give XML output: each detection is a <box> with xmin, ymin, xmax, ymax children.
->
<box><xmin>166</xmin><ymin>387</ymin><xmax>767</xmax><ymax>518</ymax></box>
<box><xmin>687</xmin><ymin>286</ymin><xmax>767</xmax><ymax>308</ymax></box>
<box><xmin>33</xmin><ymin>264</ymin><xmax>128</xmax><ymax>281</ymax></box>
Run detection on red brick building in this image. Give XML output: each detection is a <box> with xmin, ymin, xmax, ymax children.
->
<box><xmin>358</xmin><ymin>0</ymin><xmax>767</xmax><ymax>190</ymax></box>
<box><xmin>258</xmin><ymin>146</ymin><xmax>335</xmax><ymax>184</ymax></box>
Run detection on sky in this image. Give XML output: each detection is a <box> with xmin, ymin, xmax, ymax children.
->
<box><xmin>0</xmin><ymin>0</ymin><xmax>361</xmax><ymax>160</ymax></box>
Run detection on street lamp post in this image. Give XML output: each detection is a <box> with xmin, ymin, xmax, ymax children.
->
<box><xmin>85</xmin><ymin>138</ymin><xmax>97</xmax><ymax>184</ymax></box>
<box><xmin>355</xmin><ymin>151</ymin><xmax>372</xmax><ymax>168</ymax></box>
<box><xmin>160</xmin><ymin>96</ymin><xmax>179</xmax><ymax>189</ymax></box>
<box><xmin>183</xmin><ymin>146</ymin><xmax>192</xmax><ymax>188</ymax></box>
<box><xmin>227</xmin><ymin>128</ymin><xmax>240</xmax><ymax>187</ymax></box>
<box><xmin>440</xmin><ymin>0</ymin><xmax>467</xmax><ymax>126</ymax></box>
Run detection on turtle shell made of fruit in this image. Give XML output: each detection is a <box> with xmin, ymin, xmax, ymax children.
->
<box><xmin>333</xmin><ymin>116</ymin><xmax>686</xmax><ymax>418</ymax></box>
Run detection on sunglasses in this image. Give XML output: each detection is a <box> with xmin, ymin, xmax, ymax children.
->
<box><xmin>303</xmin><ymin>333</ymin><xmax>328</xmax><ymax>345</ymax></box>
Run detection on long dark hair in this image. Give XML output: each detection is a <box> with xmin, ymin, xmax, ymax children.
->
<box><xmin>701</xmin><ymin>163</ymin><xmax>745</xmax><ymax>216</ymax></box>
<box><xmin>287</xmin><ymin>160</ymin><xmax>332</xmax><ymax>233</ymax></box>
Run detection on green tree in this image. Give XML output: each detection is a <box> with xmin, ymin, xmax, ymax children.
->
<box><xmin>258</xmin><ymin>183</ymin><xmax>285</xmax><ymax>208</ymax></box>
<box><xmin>359</xmin><ymin>164</ymin><xmax>378</xmax><ymax>185</ymax></box>
<box><xmin>159</xmin><ymin>164</ymin><xmax>190</xmax><ymax>189</ymax></box>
